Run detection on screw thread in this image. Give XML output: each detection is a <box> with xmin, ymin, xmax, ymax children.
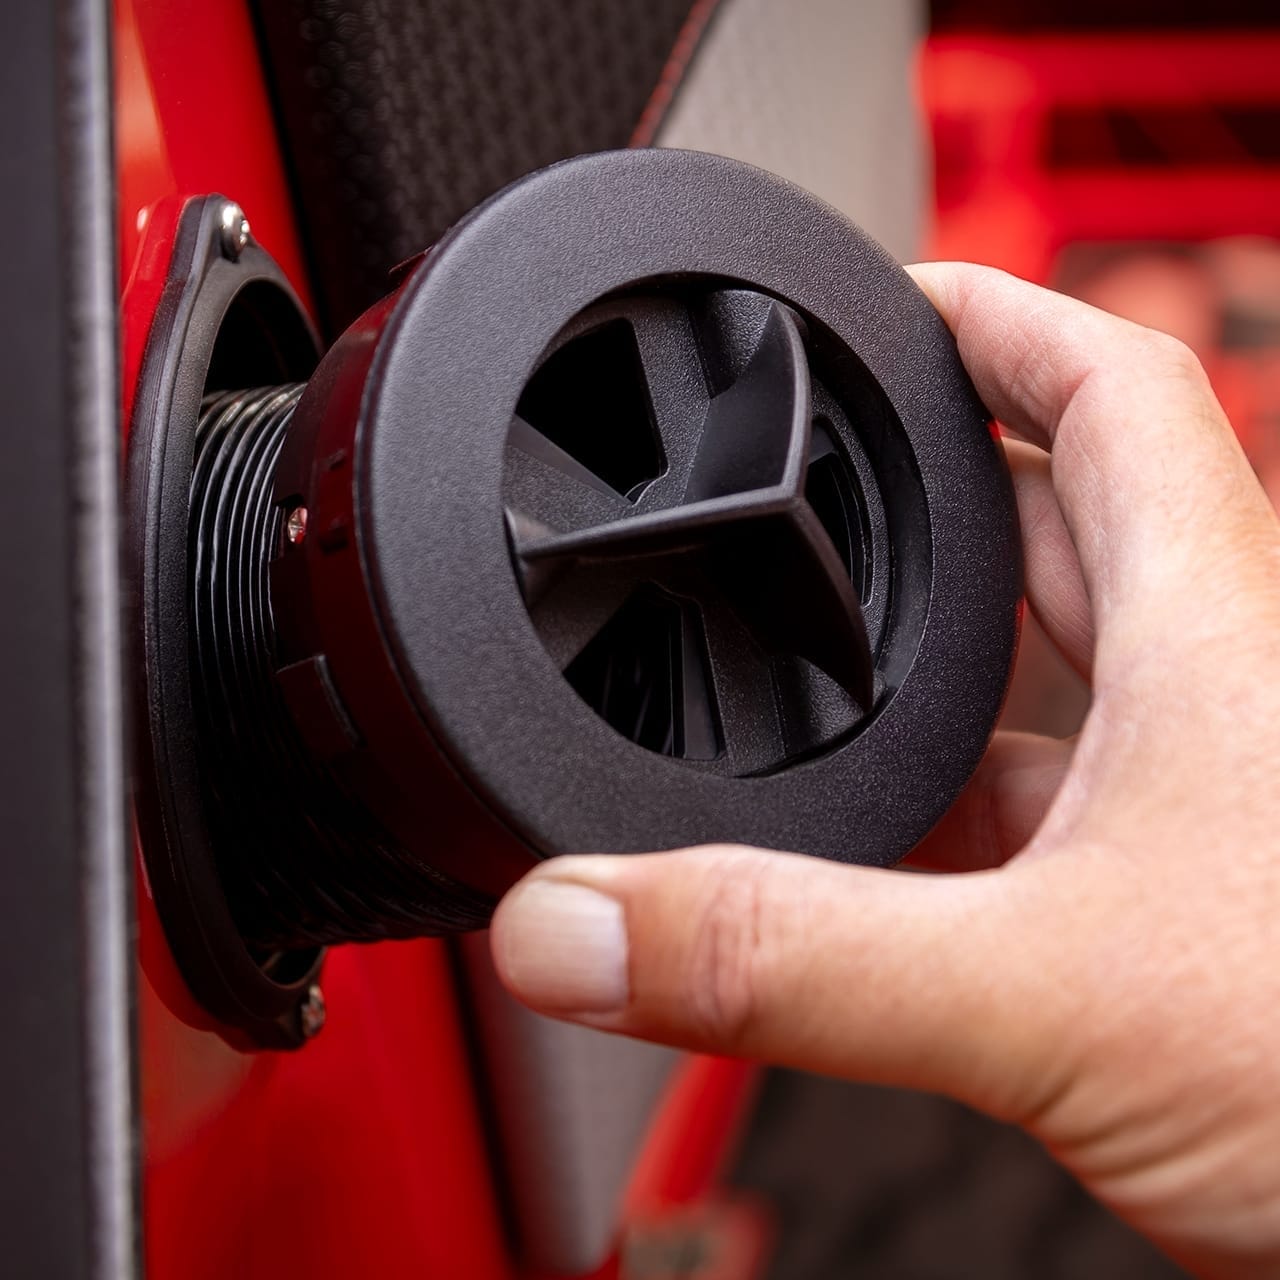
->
<box><xmin>190</xmin><ymin>386</ymin><xmax>493</xmax><ymax>948</ymax></box>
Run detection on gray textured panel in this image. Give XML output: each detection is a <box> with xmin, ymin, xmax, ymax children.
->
<box><xmin>656</xmin><ymin>0</ymin><xmax>927</xmax><ymax>263</ymax></box>
<box><xmin>460</xmin><ymin>934</ymin><xmax>678</xmax><ymax>1273</ymax></box>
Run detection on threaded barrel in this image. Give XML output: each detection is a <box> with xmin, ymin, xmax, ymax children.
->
<box><xmin>189</xmin><ymin>386</ymin><xmax>492</xmax><ymax>948</ymax></box>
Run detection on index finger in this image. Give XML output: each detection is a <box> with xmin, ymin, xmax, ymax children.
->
<box><xmin>908</xmin><ymin>262</ymin><xmax>1277</xmax><ymax>679</ymax></box>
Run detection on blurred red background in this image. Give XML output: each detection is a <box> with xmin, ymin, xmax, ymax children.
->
<box><xmin>926</xmin><ymin>3</ymin><xmax>1280</xmax><ymax>490</ymax></box>
<box><xmin>922</xmin><ymin>2</ymin><xmax>1280</xmax><ymax>737</ymax></box>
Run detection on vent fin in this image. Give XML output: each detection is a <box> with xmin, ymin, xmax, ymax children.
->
<box><xmin>516</xmin><ymin>320</ymin><xmax>666</xmax><ymax>502</ymax></box>
<box><xmin>566</xmin><ymin>590</ymin><xmax>722</xmax><ymax>760</ymax></box>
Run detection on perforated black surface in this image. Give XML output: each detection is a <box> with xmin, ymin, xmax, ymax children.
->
<box><xmin>254</xmin><ymin>0</ymin><xmax>705</xmax><ymax>333</ymax></box>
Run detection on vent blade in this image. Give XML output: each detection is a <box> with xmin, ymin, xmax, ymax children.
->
<box><xmin>565</xmin><ymin>591</ymin><xmax>721</xmax><ymax>760</ymax></box>
<box><xmin>515</xmin><ymin>320</ymin><xmax>665</xmax><ymax>502</ymax></box>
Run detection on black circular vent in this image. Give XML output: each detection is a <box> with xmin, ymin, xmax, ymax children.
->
<box><xmin>129</xmin><ymin>151</ymin><xmax>1021</xmax><ymax>1048</ymax></box>
<box><xmin>503</xmin><ymin>286</ymin><xmax>913</xmax><ymax>775</ymax></box>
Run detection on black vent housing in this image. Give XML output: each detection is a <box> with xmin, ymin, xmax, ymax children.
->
<box><xmin>129</xmin><ymin>152</ymin><xmax>1021</xmax><ymax>1048</ymax></box>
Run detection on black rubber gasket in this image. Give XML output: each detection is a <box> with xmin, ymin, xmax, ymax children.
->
<box><xmin>127</xmin><ymin>196</ymin><xmax>324</xmax><ymax>1050</ymax></box>
<box><xmin>363</xmin><ymin>149</ymin><xmax>1022</xmax><ymax>867</ymax></box>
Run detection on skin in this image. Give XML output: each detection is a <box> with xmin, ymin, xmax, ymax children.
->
<box><xmin>490</xmin><ymin>263</ymin><xmax>1280</xmax><ymax>1278</ymax></box>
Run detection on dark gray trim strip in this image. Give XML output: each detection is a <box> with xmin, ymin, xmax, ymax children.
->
<box><xmin>0</xmin><ymin>2</ymin><xmax>136</xmax><ymax>1276</ymax></box>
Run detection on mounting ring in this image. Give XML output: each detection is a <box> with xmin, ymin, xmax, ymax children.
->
<box><xmin>127</xmin><ymin>195</ymin><xmax>324</xmax><ymax>1050</ymax></box>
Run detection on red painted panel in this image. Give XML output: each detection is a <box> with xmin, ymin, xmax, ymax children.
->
<box><xmin>117</xmin><ymin>0</ymin><xmax>311</xmax><ymax>299</ymax></box>
<box><xmin>142</xmin><ymin>942</ymin><xmax>511</xmax><ymax>1279</ymax></box>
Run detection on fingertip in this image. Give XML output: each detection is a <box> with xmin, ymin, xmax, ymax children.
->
<box><xmin>491</xmin><ymin>869</ymin><xmax>631</xmax><ymax>1015</ymax></box>
<box><xmin>905</xmin><ymin>261</ymin><xmax>1010</xmax><ymax>322</ymax></box>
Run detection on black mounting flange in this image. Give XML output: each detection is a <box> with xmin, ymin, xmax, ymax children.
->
<box><xmin>127</xmin><ymin>196</ymin><xmax>325</xmax><ymax>1050</ymax></box>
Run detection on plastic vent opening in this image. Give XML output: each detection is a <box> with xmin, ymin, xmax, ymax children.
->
<box><xmin>516</xmin><ymin>320</ymin><xmax>666</xmax><ymax>501</ymax></box>
<box><xmin>565</xmin><ymin>589</ymin><xmax>722</xmax><ymax>760</ymax></box>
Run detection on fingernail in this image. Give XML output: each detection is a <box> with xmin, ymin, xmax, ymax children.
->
<box><xmin>493</xmin><ymin>877</ymin><xmax>629</xmax><ymax>1013</ymax></box>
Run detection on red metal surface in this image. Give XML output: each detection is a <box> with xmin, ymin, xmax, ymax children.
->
<box><xmin>142</xmin><ymin>941</ymin><xmax>510</xmax><ymax>1279</ymax></box>
<box><xmin>619</xmin><ymin>1059</ymin><xmax>769</xmax><ymax>1280</ymax></box>
<box><xmin>118</xmin><ymin>4</ymin><xmax>758</xmax><ymax>1276</ymax></box>
<box><xmin>116</xmin><ymin>0</ymin><xmax>311</xmax><ymax>297</ymax></box>
<box><xmin>625</xmin><ymin>1058</ymin><xmax>759</xmax><ymax>1214</ymax></box>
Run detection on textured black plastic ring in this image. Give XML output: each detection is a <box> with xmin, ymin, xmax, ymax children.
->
<box><xmin>356</xmin><ymin>149</ymin><xmax>1021</xmax><ymax>865</ymax></box>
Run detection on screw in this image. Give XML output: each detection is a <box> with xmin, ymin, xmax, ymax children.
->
<box><xmin>285</xmin><ymin>505</ymin><xmax>308</xmax><ymax>545</ymax></box>
<box><xmin>299</xmin><ymin>984</ymin><xmax>326</xmax><ymax>1039</ymax></box>
<box><xmin>218</xmin><ymin>201</ymin><xmax>251</xmax><ymax>259</ymax></box>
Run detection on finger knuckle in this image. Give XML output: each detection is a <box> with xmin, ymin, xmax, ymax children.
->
<box><xmin>1146</xmin><ymin>330</ymin><xmax>1206</xmax><ymax>384</ymax></box>
<box><xmin>685</xmin><ymin>853</ymin><xmax>774</xmax><ymax>1049</ymax></box>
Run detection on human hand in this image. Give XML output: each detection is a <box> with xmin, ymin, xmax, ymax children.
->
<box><xmin>490</xmin><ymin>263</ymin><xmax>1280</xmax><ymax>1278</ymax></box>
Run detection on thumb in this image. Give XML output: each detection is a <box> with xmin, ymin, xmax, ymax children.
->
<box><xmin>490</xmin><ymin>846</ymin><xmax>1082</xmax><ymax>1123</ymax></box>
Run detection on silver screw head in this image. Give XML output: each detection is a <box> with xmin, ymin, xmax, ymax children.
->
<box><xmin>219</xmin><ymin>202</ymin><xmax>251</xmax><ymax>259</ymax></box>
<box><xmin>285</xmin><ymin>505</ymin><xmax>308</xmax><ymax>545</ymax></box>
<box><xmin>299</xmin><ymin>984</ymin><xmax>326</xmax><ymax>1038</ymax></box>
